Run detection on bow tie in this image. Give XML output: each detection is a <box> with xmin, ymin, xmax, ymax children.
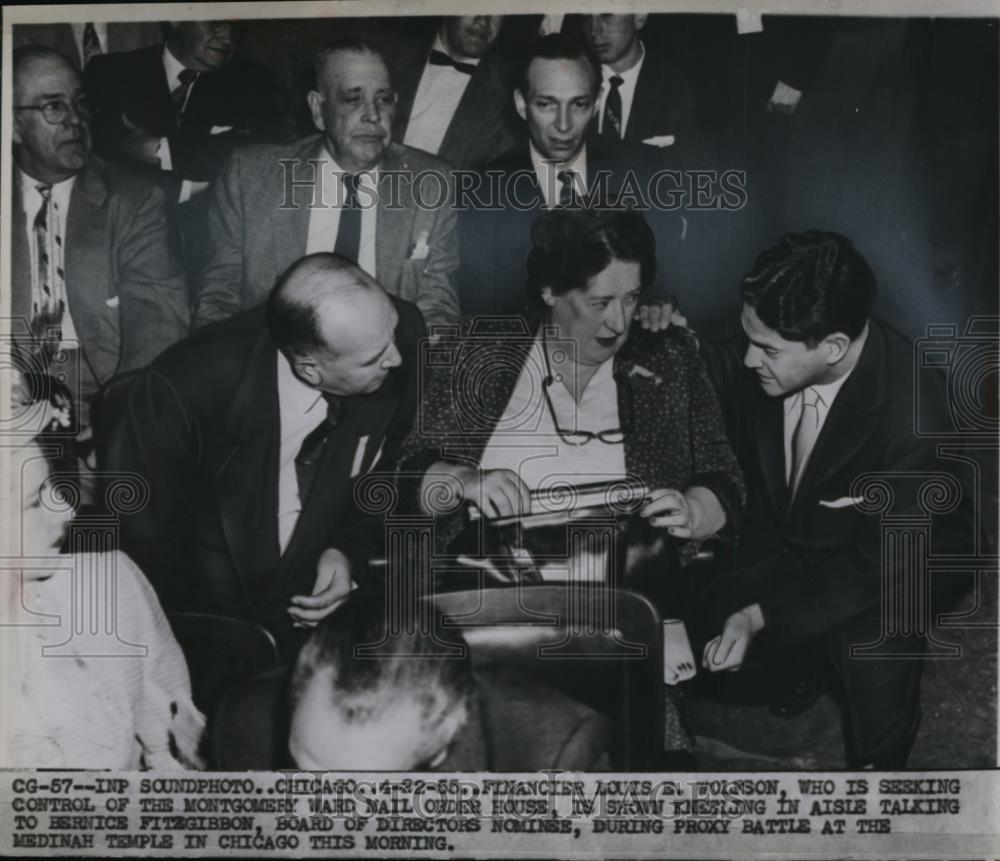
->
<box><xmin>429</xmin><ymin>49</ymin><xmax>477</xmax><ymax>75</ymax></box>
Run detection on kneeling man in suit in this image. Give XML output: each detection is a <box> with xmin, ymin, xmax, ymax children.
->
<box><xmin>696</xmin><ymin>230</ymin><xmax>973</xmax><ymax>768</ymax></box>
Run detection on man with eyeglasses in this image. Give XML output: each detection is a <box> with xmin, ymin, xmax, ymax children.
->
<box><xmin>192</xmin><ymin>38</ymin><xmax>460</xmax><ymax>330</ymax></box>
<box><xmin>10</xmin><ymin>46</ymin><xmax>189</xmax><ymax>496</ymax></box>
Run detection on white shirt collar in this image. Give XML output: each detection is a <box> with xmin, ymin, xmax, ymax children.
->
<box><xmin>432</xmin><ymin>32</ymin><xmax>483</xmax><ymax>67</ymax></box>
<box><xmin>18</xmin><ymin>167</ymin><xmax>76</xmax><ymax>212</ymax></box>
<box><xmin>276</xmin><ymin>351</ymin><xmax>325</xmax><ymax>420</ymax></box>
<box><xmin>162</xmin><ymin>43</ymin><xmax>190</xmax><ymax>92</ymax></box>
<box><xmin>602</xmin><ymin>41</ymin><xmax>645</xmax><ymax>86</ymax></box>
<box><xmin>529</xmin><ymin>142</ymin><xmax>587</xmax><ymax>208</ymax></box>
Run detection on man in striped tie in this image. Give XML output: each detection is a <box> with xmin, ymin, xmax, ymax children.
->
<box><xmin>694</xmin><ymin>231</ymin><xmax>975</xmax><ymax>768</ymax></box>
<box><xmin>10</xmin><ymin>46</ymin><xmax>190</xmax><ymax>498</ymax></box>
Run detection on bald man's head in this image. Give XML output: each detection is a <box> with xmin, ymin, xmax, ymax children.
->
<box><xmin>267</xmin><ymin>254</ymin><xmax>402</xmax><ymax>396</ymax></box>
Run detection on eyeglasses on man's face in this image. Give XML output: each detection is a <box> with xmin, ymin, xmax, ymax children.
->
<box><xmin>13</xmin><ymin>96</ymin><xmax>91</xmax><ymax>126</ymax></box>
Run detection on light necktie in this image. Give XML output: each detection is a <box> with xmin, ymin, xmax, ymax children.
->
<box><xmin>790</xmin><ymin>387</ymin><xmax>822</xmax><ymax>496</ymax></box>
<box><xmin>333</xmin><ymin>174</ymin><xmax>362</xmax><ymax>263</ymax></box>
<box><xmin>82</xmin><ymin>22</ymin><xmax>103</xmax><ymax>67</ymax></box>
<box><xmin>428</xmin><ymin>49</ymin><xmax>476</xmax><ymax>75</ymax></box>
<box><xmin>557</xmin><ymin>170</ymin><xmax>578</xmax><ymax>207</ymax></box>
<box><xmin>602</xmin><ymin>75</ymin><xmax>624</xmax><ymax>138</ymax></box>
<box><xmin>171</xmin><ymin>68</ymin><xmax>199</xmax><ymax>126</ymax></box>
<box><xmin>30</xmin><ymin>185</ymin><xmax>65</xmax><ymax>364</ymax></box>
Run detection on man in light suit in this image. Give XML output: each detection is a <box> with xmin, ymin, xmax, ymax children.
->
<box><xmin>193</xmin><ymin>39</ymin><xmax>459</xmax><ymax>329</ymax></box>
<box><xmin>106</xmin><ymin>254</ymin><xmax>426</xmax><ymax>657</ymax></box>
<box><xmin>389</xmin><ymin>16</ymin><xmax>517</xmax><ymax>170</ymax></box>
<box><xmin>10</xmin><ymin>47</ymin><xmax>189</xmax><ymax>445</ymax></box>
<box><xmin>458</xmin><ymin>34</ymin><xmax>687</xmax><ymax>316</ymax></box>
<box><xmin>695</xmin><ymin>231</ymin><xmax>974</xmax><ymax>768</ymax></box>
<box><xmin>583</xmin><ymin>14</ymin><xmax>713</xmax><ymax>166</ymax></box>
<box><xmin>214</xmin><ymin>594</ymin><xmax>611</xmax><ymax>770</ymax></box>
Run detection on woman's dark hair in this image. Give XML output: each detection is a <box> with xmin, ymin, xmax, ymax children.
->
<box><xmin>526</xmin><ymin>207</ymin><xmax>657</xmax><ymax>305</ymax></box>
<box><xmin>741</xmin><ymin>230</ymin><xmax>876</xmax><ymax>346</ymax></box>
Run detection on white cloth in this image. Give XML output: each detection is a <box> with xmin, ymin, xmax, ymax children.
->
<box><xmin>402</xmin><ymin>34</ymin><xmax>479</xmax><ymax>156</ymax></box>
<box><xmin>2</xmin><ymin>551</ymin><xmax>204</xmax><ymax>769</ymax></box>
<box><xmin>305</xmin><ymin>147</ymin><xmax>379</xmax><ymax>279</ymax></box>
<box><xmin>529</xmin><ymin>143</ymin><xmax>588</xmax><ymax>209</ymax></box>
<box><xmin>71</xmin><ymin>21</ymin><xmax>107</xmax><ymax>62</ymax></box>
<box><xmin>538</xmin><ymin>14</ymin><xmax>565</xmax><ymax>35</ymax></box>
<box><xmin>597</xmin><ymin>42</ymin><xmax>646</xmax><ymax>137</ymax></box>
<box><xmin>19</xmin><ymin>169</ymin><xmax>80</xmax><ymax>346</ymax></box>
<box><xmin>276</xmin><ymin>352</ymin><xmax>326</xmax><ymax>554</ymax></box>
<box><xmin>478</xmin><ymin>336</ymin><xmax>626</xmax><ymax>581</ymax></box>
<box><xmin>782</xmin><ymin>342</ymin><xmax>864</xmax><ymax>484</ymax></box>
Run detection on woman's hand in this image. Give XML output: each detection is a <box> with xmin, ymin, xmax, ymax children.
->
<box><xmin>420</xmin><ymin>463</ymin><xmax>530</xmax><ymax>519</ymax></box>
<box><xmin>640</xmin><ymin>486</ymin><xmax>725</xmax><ymax>539</ymax></box>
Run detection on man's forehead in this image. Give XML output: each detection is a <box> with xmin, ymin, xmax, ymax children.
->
<box><xmin>324</xmin><ymin>51</ymin><xmax>391</xmax><ymax>89</ymax></box>
<box><xmin>527</xmin><ymin>58</ymin><xmax>592</xmax><ymax>97</ymax></box>
<box><xmin>15</xmin><ymin>56</ymin><xmax>80</xmax><ymax>99</ymax></box>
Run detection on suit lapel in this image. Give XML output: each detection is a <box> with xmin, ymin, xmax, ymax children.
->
<box><xmin>438</xmin><ymin>57</ymin><xmax>502</xmax><ymax>157</ymax></box>
<box><xmin>10</xmin><ymin>173</ymin><xmax>32</xmax><ymax>325</ymax></box>
<box><xmin>272</xmin><ymin>138</ymin><xmax>316</xmax><ymax>268</ymax></box>
<box><xmin>625</xmin><ymin>51</ymin><xmax>660</xmax><ymax>141</ymax></box>
<box><xmin>756</xmin><ymin>392</ymin><xmax>790</xmax><ymax>512</ymax></box>
<box><xmin>790</xmin><ymin>327</ymin><xmax>885</xmax><ymax>507</ymax></box>
<box><xmin>376</xmin><ymin>147</ymin><xmax>413</xmax><ymax>293</ymax></box>
<box><xmin>215</xmin><ymin>330</ymin><xmax>281</xmax><ymax>599</ymax></box>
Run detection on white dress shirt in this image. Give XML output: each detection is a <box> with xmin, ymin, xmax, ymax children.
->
<box><xmin>19</xmin><ymin>169</ymin><xmax>80</xmax><ymax>346</ymax></box>
<box><xmin>529</xmin><ymin>142</ymin><xmax>588</xmax><ymax>209</ymax></box>
<box><xmin>276</xmin><ymin>353</ymin><xmax>327</xmax><ymax>554</ymax></box>
<box><xmin>782</xmin><ymin>333</ymin><xmax>866</xmax><ymax>484</ymax></box>
<box><xmin>305</xmin><ymin>147</ymin><xmax>379</xmax><ymax>280</ymax></box>
<box><xmin>403</xmin><ymin>34</ymin><xmax>480</xmax><ymax>156</ymax></box>
<box><xmin>596</xmin><ymin>42</ymin><xmax>646</xmax><ymax>137</ymax></box>
<box><xmin>478</xmin><ymin>336</ymin><xmax>626</xmax><ymax>581</ymax></box>
<box><xmin>158</xmin><ymin>45</ymin><xmax>207</xmax><ymax>202</ymax></box>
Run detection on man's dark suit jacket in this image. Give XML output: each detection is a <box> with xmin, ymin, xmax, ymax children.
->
<box><xmin>83</xmin><ymin>44</ymin><xmax>280</xmax><ymax>190</ymax></box>
<box><xmin>606</xmin><ymin>45</ymin><xmax>715</xmax><ymax>168</ymax></box>
<box><xmin>389</xmin><ymin>31</ymin><xmax>518</xmax><ymax>170</ymax></box>
<box><xmin>457</xmin><ymin>140</ymin><xmax>687</xmax><ymax>316</ymax></box>
<box><xmin>10</xmin><ymin>157</ymin><xmax>189</xmax><ymax>388</ymax></box>
<box><xmin>213</xmin><ymin>666</ymin><xmax>611</xmax><ymax>771</ymax></box>
<box><xmin>12</xmin><ymin>21</ymin><xmax>163</xmax><ymax>71</ymax></box>
<box><xmin>698</xmin><ymin>318</ymin><xmax>974</xmax><ymax>644</ymax></box>
<box><xmin>105</xmin><ymin>300</ymin><xmax>426</xmax><ymax>653</ymax></box>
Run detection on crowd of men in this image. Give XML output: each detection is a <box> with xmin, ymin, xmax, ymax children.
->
<box><xmin>7</xmin><ymin>13</ymin><xmax>992</xmax><ymax>771</ymax></box>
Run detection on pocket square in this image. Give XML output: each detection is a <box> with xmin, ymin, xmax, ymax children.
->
<box><xmin>210</xmin><ymin>125</ymin><xmax>235</xmax><ymax>135</ymax></box>
<box><xmin>642</xmin><ymin>134</ymin><xmax>675</xmax><ymax>148</ymax></box>
<box><xmin>819</xmin><ymin>496</ymin><xmax>864</xmax><ymax>509</ymax></box>
<box><xmin>105</xmin><ymin>296</ymin><xmax>120</xmax><ymax>308</ymax></box>
<box><xmin>350</xmin><ymin>435</ymin><xmax>370</xmax><ymax>478</ymax></box>
<box><xmin>409</xmin><ymin>231</ymin><xmax>430</xmax><ymax>260</ymax></box>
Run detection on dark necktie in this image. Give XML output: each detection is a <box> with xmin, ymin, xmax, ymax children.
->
<box><xmin>428</xmin><ymin>49</ymin><xmax>476</xmax><ymax>75</ymax></box>
<box><xmin>790</xmin><ymin>387</ymin><xmax>821</xmax><ymax>497</ymax></box>
<box><xmin>171</xmin><ymin>68</ymin><xmax>199</xmax><ymax>126</ymax></box>
<box><xmin>557</xmin><ymin>170</ymin><xmax>578</xmax><ymax>207</ymax></box>
<box><xmin>333</xmin><ymin>174</ymin><xmax>362</xmax><ymax>263</ymax></box>
<box><xmin>295</xmin><ymin>397</ymin><xmax>341</xmax><ymax>508</ymax></box>
<box><xmin>82</xmin><ymin>22</ymin><xmax>102</xmax><ymax>67</ymax></box>
<box><xmin>602</xmin><ymin>75</ymin><xmax>624</xmax><ymax>138</ymax></box>
<box><xmin>31</xmin><ymin>185</ymin><xmax>65</xmax><ymax>363</ymax></box>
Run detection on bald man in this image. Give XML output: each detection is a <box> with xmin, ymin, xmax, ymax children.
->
<box><xmin>106</xmin><ymin>253</ymin><xmax>426</xmax><ymax>656</ymax></box>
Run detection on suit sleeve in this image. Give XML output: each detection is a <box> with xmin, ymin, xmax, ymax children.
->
<box><xmin>192</xmin><ymin>149</ymin><xmax>246</xmax><ymax>326</ymax></box>
<box><xmin>82</xmin><ymin>55</ymin><xmax>130</xmax><ymax>161</ymax></box>
<box><xmin>106</xmin><ymin>369</ymin><xmax>201</xmax><ymax>609</ymax></box>
<box><xmin>114</xmin><ymin>182</ymin><xmax>190</xmax><ymax>371</ymax></box>
<box><xmin>413</xmin><ymin>169</ymin><xmax>461</xmax><ymax>326</ymax></box>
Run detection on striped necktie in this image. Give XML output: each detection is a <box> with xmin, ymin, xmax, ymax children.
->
<box><xmin>30</xmin><ymin>185</ymin><xmax>66</xmax><ymax>364</ymax></box>
<box><xmin>82</xmin><ymin>22</ymin><xmax>103</xmax><ymax>67</ymax></box>
<box><xmin>602</xmin><ymin>75</ymin><xmax>624</xmax><ymax>138</ymax></box>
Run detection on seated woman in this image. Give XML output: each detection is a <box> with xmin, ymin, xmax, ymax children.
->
<box><xmin>1</xmin><ymin>374</ymin><xmax>204</xmax><ymax>768</ymax></box>
<box><xmin>397</xmin><ymin>206</ymin><xmax>744</xmax><ymax>597</ymax></box>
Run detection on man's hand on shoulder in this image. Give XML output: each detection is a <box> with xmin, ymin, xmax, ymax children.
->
<box><xmin>636</xmin><ymin>296</ymin><xmax>688</xmax><ymax>332</ymax></box>
<box><xmin>288</xmin><ymin>548</ymin><xmax>357</xmax><ymax>628</ymax></box>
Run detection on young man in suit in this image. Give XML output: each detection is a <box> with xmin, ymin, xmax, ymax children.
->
<box><xmin>216</xmin><ymin>594</ymin><xmax>611</xmax><ymax>771</ymax></box>
<box><xmin>583</xmin><ymin>13</ymin><xmax>712</xmax><ymax>166</ymax></box>
<box><xmin>106</xmin><ymin>253</ymin><xmax>426</xmax><ymax>657</ymax></box>
<box><xmin>458</xmin><ymin>33</ymin><xmax>686</xmax><ymax>316</ymax></box>
<box><xmin>193</xmin><ymin>39</ymin><xmax>460</xmax><ymax>329</ymax></box>
<box><xmin>10</xmin><ymin>47</ymin><xmax>189</xmax><ymax>469</ymax></box>
<box><xmin>389</xmin><ymin>16</ymin><xmax>517</xmax><ymax>170</ymax></box>
<box><xmin>696</xmin><ymin>231</ymin><xmax>973</xmax><ymax>768</ymax></box>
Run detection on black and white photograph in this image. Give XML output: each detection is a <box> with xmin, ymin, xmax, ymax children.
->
<box><xmin>0</xmin><ymin>0</ymin><xmax>997</xmax><ymax>856</ymax></box>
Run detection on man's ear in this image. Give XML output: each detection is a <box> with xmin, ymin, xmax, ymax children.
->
<box><xmin>635</xmin><ymin>14</ymin><xmax>648</xmax><ymax>30</ymax></box>
<box><xmin>306</xmin><ymin>90</ymin><xmax>326</xmax><ymax>131</ymax></box>
<box><xmin>513</xmin><ymin>88</ymin><xmax>527</xmax><ymax>123</ymax></box>
<box><xmin>822</xmin><ymin>332</ymin><xmax>851</xmax><ymax>364</ymax></box>
<box><xmin>292</xmin><ymin>356</ymin><xmax>321</xmax><ymax>387</ymax></box>
<box><xmin>540</xmin><ymin>286</ymin><xmax>556</xmax><ymax>307</ymax></box>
